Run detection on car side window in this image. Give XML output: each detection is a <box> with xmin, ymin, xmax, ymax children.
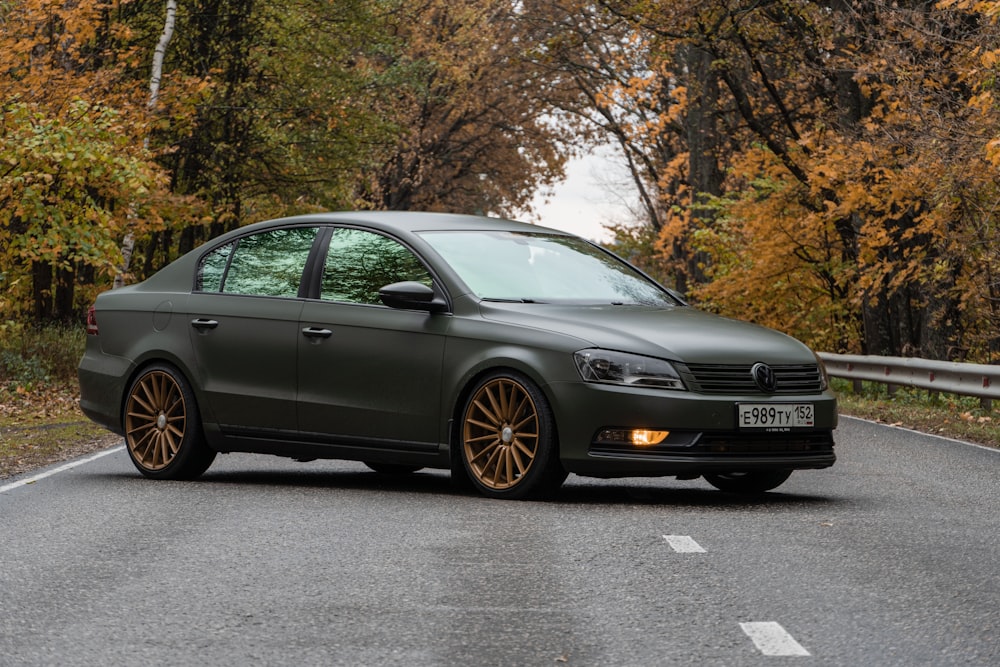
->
<box><xmin>321</xmin><ymin>228</ymin><xmax>433</xmax><ymax>305</ymax></box>
<box><xmin>197</xmin><ymin>227</ymin><xmax>318</xmax><ymax>297</ymax></box>
<box><xmin>197</xmin><ymin>242</ymin><xmax>235</xmax><ymax>292</ymax></box>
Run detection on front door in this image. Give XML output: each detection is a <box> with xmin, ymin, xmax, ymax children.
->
<box><xmin>296</xmin><ymin>227</ymin><xmax>448</xmax><ymax>450</ymax></box>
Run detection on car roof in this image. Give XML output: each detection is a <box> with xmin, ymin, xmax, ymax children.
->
<box><xmin>238</xmin><ymin>211</ymin><xmax>572</xmax><ymax>238</ymax></box>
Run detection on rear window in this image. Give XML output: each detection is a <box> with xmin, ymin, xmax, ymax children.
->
<box><xmin>196</xmin><ymin>227</ymin><xmax>319</xmax><ymax>297</ymax></box>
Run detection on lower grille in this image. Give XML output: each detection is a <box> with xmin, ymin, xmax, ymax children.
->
<box><xmin>694</xmin><ymin>431</ymin><xmax>833</xmax><ymax>454</ymax></box>
<box><xmin>590</xmin><ymin>431</ymin><xmax>834</xmax><ymax>458</ymax></box>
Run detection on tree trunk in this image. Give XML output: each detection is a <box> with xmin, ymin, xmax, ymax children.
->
<box><xmin>114</xmin><ymin>0</ymin><xmax>177</xmax><ymax>289</ymax></box>
<box><xmin>54</xmin><ymin>264</ymin><xmax>75</xmax><ymax>323</ymax></box>
<box><xmin>32</xmin><ymin>261</ymin><xmax>52</xmax><ymax>323</ymax></box>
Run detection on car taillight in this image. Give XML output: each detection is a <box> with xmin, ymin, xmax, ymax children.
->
<box><xmin>86</xmin><ymin>305</ymin><xmax>99</xmax><ymax>335</ymax></box>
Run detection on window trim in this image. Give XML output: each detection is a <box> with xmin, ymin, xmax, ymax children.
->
<box><xmin>193</xmin><ymin>223</ymin><xmax>323</xmax><ymax>298</ymax></box>
<box><xmin>308</xmin><ymin>224</ymin><xmax>450</xmax><ymax>311</ymax></box>
<box><xmin>191</xmin><ymin>222</ymin><xmax>452</xmax><ymax>312</ymax></box>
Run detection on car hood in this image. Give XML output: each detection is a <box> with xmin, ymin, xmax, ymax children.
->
<box><xmin>478</xmin><ymin>302</ymin><xmax>817</xmax><ymax>365</ymax></box>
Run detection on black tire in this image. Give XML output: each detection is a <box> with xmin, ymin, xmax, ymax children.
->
<box><xmin>703</xmin><ymin>469</ymin><xmax>792</xmax><ymax>494</ymax></box>
<box><xmin>458</xmin><ymin>370</ymin><xmax>567</xmax><ymax>500</ymax></box>
<box><xmin>123</xmin><ymin>364</ymin><xmax>215</xmax><ymax>480</ymax></box>
<box><xmin>364</xmin><ymin>462</ymin><xmax>423</xmax><ymax>475</ymax></box>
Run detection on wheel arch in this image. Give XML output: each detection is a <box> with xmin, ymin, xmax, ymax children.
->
<box><xmin>446</xmin><ymin>358</ymin><xmax>563</xmax><ymax>465</ymax></box>
<box><xmin>118</xmin><ymin>352</ymin><xmax>213</xmax><ymax>431</ymax></box>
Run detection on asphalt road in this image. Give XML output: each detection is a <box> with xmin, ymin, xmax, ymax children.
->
<box><xmin>1</xmin><ymin>416</ymin><xmax>997</xmax><ymax>666</ymax></box>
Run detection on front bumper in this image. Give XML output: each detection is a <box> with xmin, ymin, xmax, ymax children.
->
<box><xmin>546</xmin><ymin>379</ymin><xmax>838</xmax><ymax>478</ymax></box>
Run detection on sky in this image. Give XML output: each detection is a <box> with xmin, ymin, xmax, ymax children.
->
<box><xmin>520</xmin><ymin>145</ymin><xmax>636</xmax><ymax>243</ymax></box>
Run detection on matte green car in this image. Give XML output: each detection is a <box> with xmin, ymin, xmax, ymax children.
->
<box><xmin>78</xmin><ymin>211</ymin><xmax>837</xmax><ymax>499</ymax></box>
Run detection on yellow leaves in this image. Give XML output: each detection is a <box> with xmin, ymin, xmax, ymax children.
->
<box><xmin>981</xmin><ymin>49</ymin><xmax>1000</xmax><ymax>68</ymax></box>
<box><xmin>0</xmin><ymin>96</ymin><xmax>170</xmax><ymax>299</ymax></box>
<box><xmin>959</xmin><ymin>411</ymin><xmax>993</xmax><ymax>424</ymax></box>
<box><xmin>986</xmin><ymin>137</ymin><xmax>1000</xmax><ymax>167</ymax></box>
<box><xmin>938</xmin><ymin>1</ymin><xmax>1000</xmax><ymax>21</ymax></box>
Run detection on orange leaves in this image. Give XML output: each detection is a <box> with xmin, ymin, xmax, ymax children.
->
<box><xmin>622</xmin><ymin>0</ymin><xmax>1000</xmax><ymax>355</ymax></box>
<box><xmin>985</xmin><ymin>138</ymin><xmax>1000</xmax><ymax>168</ymax></box>
<box><xmin>0</xmin><ymin>0</ymin><xmax>140</xmax><ymax>108</ymax></box>
<box><xmin>938</xmin><ymin>1</ymin><xmax>1000</xmax><ymax>19</ymax></box>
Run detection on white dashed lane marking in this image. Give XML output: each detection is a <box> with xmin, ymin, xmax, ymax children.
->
<box><xmin>740</xmin><ymin>621</ymin><xmax>811</xmax><ymax>656</ymax></box>
<box><xmin>662</xmin><ymin>535</ymin><xmax>707</xmax><ymax>553</ymax></box>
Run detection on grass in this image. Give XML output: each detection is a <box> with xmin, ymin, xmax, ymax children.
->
<box><xmin>1</xmin><ymin>323</ymin><xmax>996</xmax><ymax>480</ymax></box>
<box><xmin>0</xmin><ymin>321</ymin><xmax>117</xmax><ymax>479</ymax></box>
<box><xmin>830</xmin><ymin>378</ymin><xmax>999</xmax><ymax>449</ymax></box>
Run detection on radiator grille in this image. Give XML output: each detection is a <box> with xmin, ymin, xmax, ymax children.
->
<box><xmin>678</xmin><ymin>363</ymin><xmax>824</xmax><ymax>395</ymax></box>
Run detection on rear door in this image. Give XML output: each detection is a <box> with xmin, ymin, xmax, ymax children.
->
<box><xmin>188</xmin><ymin>225</ymin><xmax>320</xmax><ymax>435</ymax></box>
<box><xmin>297</xmin><ymin>227</ymin><xmax>448</xmax><ymax>450</ymax></box>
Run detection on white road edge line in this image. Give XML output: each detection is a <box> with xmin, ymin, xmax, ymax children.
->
<box><xmin>740</xmin><ymin>621</ymin><xmax>810</xmax><ymax>657</ymax></box>
<box><xmin>0</xmin><ymin>446</ymin><xmax>123</xmax><ymax>495</ymax></box>
<box><xmin>662</xmin><ymin>535</ymin><xmax>707</xmax><ymax>553</ymax></box>
<box><xmin>840</xmin><ymin>414</ymin><xmax>1000</xmax><ymax>454</ymax></box>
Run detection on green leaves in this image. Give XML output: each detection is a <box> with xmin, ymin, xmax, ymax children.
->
<box><xmin>0</xmin><ymin>99</ymin><xmax>167</xmax><ymax>308</ymax></box>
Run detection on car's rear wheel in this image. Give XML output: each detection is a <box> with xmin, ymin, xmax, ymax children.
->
<box><xmin>459</xmin><ymin>371</ymin><xmax>566</xmax><ymax>499</ymax></box>
<box><xmin>364</xmin><ymin>462</ymin><xmax>423</xmax><ymax>474</ymax></box>
<box><xmin>124</xmin><ymin>364</ymin><xmax>215</xmax><ymax>480</ymax></box>
<box><xmin>703</xmin><ymin>469</ymin><xmax>792</xmax><ymax>494</ymax></box>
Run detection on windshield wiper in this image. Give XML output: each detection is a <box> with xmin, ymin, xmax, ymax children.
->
<box><xmin>482</xmin><ymin>297</ymin><xmax>540</xmax><ymax>304</ymax></box>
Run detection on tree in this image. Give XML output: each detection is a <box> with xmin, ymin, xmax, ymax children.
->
<box><xmin>0</xmin><ymin>0</ymin><xmax>174</xmax><ymax>323</ymax></box>
<box><xmin>352</xmin><ymin>0</ymin><xmax>575</xmax><ymax>216</ymax></box>
<box><xmin>131</xmin><ymin>0</ymin><xmax>398</xmax><ymax>275</ymax></box>
<box><xmin>572</xmin><ymin>0</ymin><xmax>1000</xmax><ymax>359</ymax></box>
<box><xmin>0</xmin><ymin>100</ymin><xmax>167</xmax><ymax>322</ymax></box>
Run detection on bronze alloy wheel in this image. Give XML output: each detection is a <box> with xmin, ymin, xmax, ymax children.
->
<box><xmin>126</xmin><ymin>369</ymin><xmax>188</xmax><ymax>471</ymax></box>
<box><xmin>462</xmin><ymin>376</ymin><xmax>543</xmax><ymax>491</ymax></box>
<box><xmin>123</xmin><ymin>365</ymin><xmax>215</xmax><ymax>479</ymax></box>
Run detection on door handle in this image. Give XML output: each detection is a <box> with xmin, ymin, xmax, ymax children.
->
<box><xmin>191</xmin><ymin>318</ymin><xmax>219</xmax><ymax>330</ymax></box>
<box><xmin>301</xmin><ymin>327</ymin><xmax>333</xmax><ymax>339</ymax></box>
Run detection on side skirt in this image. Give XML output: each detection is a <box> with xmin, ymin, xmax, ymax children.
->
<box><xmin>203</xmin><ymin>424</ymin><xmax>450</xmax><ymax>469</ymax></box>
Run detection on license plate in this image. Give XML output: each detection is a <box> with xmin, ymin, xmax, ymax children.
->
<box><xmin>738</xmin><ymin>403</ymin><xmax>814</xmax><ymax>430</ymax></box>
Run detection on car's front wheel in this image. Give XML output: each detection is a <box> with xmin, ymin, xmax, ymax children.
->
<box><xmin>703</xmin><ymin>469</ymin><xmax>792</xmax><ymax>494</ymax></box>
<box><xmin>459</xmin><ymin>371</ymin><xmax>566</xmax><ymax>500</ymax></box>
<box><xmin>123</xmin><ymin>364</ymin><xmax>215</xmax><ymax>480</ymax></box>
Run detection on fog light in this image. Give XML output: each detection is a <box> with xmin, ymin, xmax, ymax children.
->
<box><xmin>595</xmin><ymin>428</ymin><xmax>672</xmax><ymax>447</ymax></box>
<box><xmin>631</xmin><ymin>430</ymin><xmax>670</xmax><ymax>446</ymax></box>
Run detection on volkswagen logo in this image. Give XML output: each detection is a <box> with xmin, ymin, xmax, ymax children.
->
<box><xmin>751</xmin><ymin>362</ymin><xmax>777</xmax><ymax>392</ymax></box>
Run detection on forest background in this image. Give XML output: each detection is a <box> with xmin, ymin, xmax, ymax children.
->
<box><xmin>2</xmin><ymin>0</ymin><xmax>1000</xmax><ymax>364</ymax></box>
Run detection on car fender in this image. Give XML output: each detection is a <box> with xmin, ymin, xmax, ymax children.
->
<box><xmin>105</xmin><ymin>293</ymin><xmax>219</xmax><ymax>428</ymax></box>
<box><xmin>441</xmin><ymin>341</ymin><xmax>582</xmax><ymax>446</ymax></box>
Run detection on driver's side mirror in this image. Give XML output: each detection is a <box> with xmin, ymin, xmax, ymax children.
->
<box><xmin>378</xmin><ymin>281</ymin><xmax>448</xmax><ymax>313</ymax></box>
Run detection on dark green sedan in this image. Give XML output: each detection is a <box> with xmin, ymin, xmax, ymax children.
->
<box><xmin>78</xmin><ymin>212</ymin><xmax>836</xmax><ymax>499</ymax></box>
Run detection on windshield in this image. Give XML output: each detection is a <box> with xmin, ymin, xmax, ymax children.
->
<box><xmin>419</xmin><ymin>230</ymin><xmax>677</xmax><ymax>306</ymax></box>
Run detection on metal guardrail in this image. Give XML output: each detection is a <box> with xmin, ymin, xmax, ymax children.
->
<box><xmin>817</xmin><ymin>352</ymin><xmax>1000</xmax><ymax>408</ymax></box>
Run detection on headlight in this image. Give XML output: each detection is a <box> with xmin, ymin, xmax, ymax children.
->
<box><xmin>574</xmin><ymin>349</ymin><xmax>686</xmax><ymax>390</ymax></box>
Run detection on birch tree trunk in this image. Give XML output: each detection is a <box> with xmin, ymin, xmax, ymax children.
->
<box><xmin>114</xmin><ymin>0</ymin><xmax>176</xmax><ymax>289</ymax></box>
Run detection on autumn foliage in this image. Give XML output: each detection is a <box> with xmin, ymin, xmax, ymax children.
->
<box><xmin>0</xmin><ymin>1</ymin><xmax>166</xmax><ymax>321</ymax></box>
<box><xmin>579</xmin><ymin>0</ymin><xmax>1000</xmax><ymax>360</ymax></box>
<box><xmin>1</xmin><ymin>0</ymin><xmax>999</xmax><ymax>362</ymax></box>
